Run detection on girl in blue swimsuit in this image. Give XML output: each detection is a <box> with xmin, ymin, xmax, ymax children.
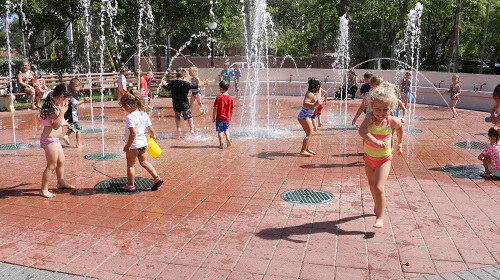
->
<box><xmin>298</xmin><ymin>78</ymin><xmax>321</xmax><ymax>156</ymax></box>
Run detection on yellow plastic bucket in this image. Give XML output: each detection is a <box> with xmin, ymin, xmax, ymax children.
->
<box><xmin>146</xmin><ymin>136</ymin><xmax>162</xmax><ymax>158</ymax></box>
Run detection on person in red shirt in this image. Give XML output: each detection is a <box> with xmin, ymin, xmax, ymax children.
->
<box><xmin>212</xmin><ymin>80</ymin><xmax>234</xmax><ymax>149</ymax></box>
<box><xmin>134</xmin><ymin>70</ymin><xmax>150</xmax><ymax>104</ymax></box>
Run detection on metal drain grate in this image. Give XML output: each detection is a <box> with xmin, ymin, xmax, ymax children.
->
<box><xmin>84</xmin><ymin>152</ymin><xmax>121</xmax><ymax>161</ymax></box>
<box><xmin>405</xmin><ymin>128</ymin><xmax>423</xmax><ymax>134</ymax></box>
<box><xmin>333</xmin><ymin>124</ymin><xmax>358</xmax><ymax>129</ymax></box>
<box><xmin>81</xmin><ymin>128</ymin><xmax>104</xmax><ymax>134</ymax></box>
<box><xmin>94</xmin><ymin>177</ymin><xmax>154</xmax><ymax>194</ymax></box>
<box><xmin>0</xmin><ymin>143</ymin><xmax>32</xmax><ymax>150</ymax></box>
<box><xmin>441</xmin><ymin>164</ymin><xmax>483</xmax><ymax>179</ymax></box>
<box><xmin>80</xmin><ymin>116</ymin><xmax>108</xmax><ymax>121</ymax></box>
<box><xmin>412</xmin><ymin>116</ymin><xmax>426</xmax><ymax>121</ymax></box>
<box><xmin>454</xmin><ymin>141</ymin><xmax>487</xmax><ymax>150</ymax></box>
<box><xmin>281</xmin><ymin>189</ymin><xmax>334</xmax><ymax>204</ymax></box>
<box><xmin>290</xmin><ymin>106</ymin><xmax>303</xmax><ymax>110</ymax></box>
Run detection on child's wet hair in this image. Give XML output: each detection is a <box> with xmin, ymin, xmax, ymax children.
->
<box><xmin>176</xmin><ymin>68</ymin><xmax>187</xmax><ymax>78</ymax></box>
<box><xmin>40</xmin><ymin>83</ymin><xmax>73</xmax><ymax>120</ymax></box>
<box><xmin>370</xmin><ymin>75</ymin><xmax>383</xmax><ymax>87</ymax></box>
<box><xmin>69</xmin><ymin>78</ymin><xmax>82</xmax><ymax>87</ymax></box>
<box><xmin>363</xmin><ymin>71</ymin><xmax>373</xmax><ymax>79</ymax></box>
<box><xmin>493</xmin><ymin>84</ymin><xmax>500</xmax><ymax>98</ymax></box>
<box><xmin>219</xmin><ymin>80</ymin><xmax>230</xmax><ymax>91</ymax></box>
<box><xmin>120</xmin><ymin>89</ymin><xmax>145</xmax><ymax>111</ymax></box>
<box><xmin>189</xmin><ymin>66</ymin><xmax>199</xmax><ymax>76</ymax></box>
<box><xmin>368</xmin><ymin>82</ymin><xmax>398</xmax><ymax>110</ymax></box>
<box><xmin>488</xmin><ymin>127</ymin><xmax>500</xmax><ymax>143</ymax></box>
<box><xmin>307</xmin><ymin>77</ymin><xmax>321</xmax><ymax>91</ymax></box>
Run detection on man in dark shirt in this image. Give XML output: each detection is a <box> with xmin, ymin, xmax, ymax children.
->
<box><xmin>162</xmin><ymin>68</ymin><xmax>199</xmax><ymax>136</ymax></box>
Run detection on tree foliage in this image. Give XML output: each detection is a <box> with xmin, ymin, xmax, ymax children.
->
<box><xmin>1</xmin><ymin>0</ymin><xmax>499</xmax><ymax>73</ymax></box>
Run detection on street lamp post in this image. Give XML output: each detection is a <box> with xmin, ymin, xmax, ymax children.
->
<box><xmin>208</xmin><ymin>21</ymin><xmax>217</xmax><ymax>68</ymax></box>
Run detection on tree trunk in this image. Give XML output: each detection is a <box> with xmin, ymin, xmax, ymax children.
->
<box><xmin>317</xmin><ymin>16</ymin><xmax>323</xmax><ymax>66</ymax></box>
<box><xmin>339</xmin><ymin>0</ymin><xmax>349</xmax><ymax>17</ymax></box>
<box><xmin>480</xmin><ymin>0</ymin><xmax>490</xmax><ymax>74</ymax></box>
<box><xmin>155</xmin><ymin>21</ymin><xmax>162</xmax><ymax>72</ymax></box>
<box><xmin>453</xmin><ymin>0</ymin><xmax>461</xmax><ymax>73</ymax></box>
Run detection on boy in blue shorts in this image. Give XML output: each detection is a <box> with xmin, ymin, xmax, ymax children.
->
<box><xmin>213</xmin><ymin>80</ymin><xmax>234</xmax><ymax>149</ymax></box>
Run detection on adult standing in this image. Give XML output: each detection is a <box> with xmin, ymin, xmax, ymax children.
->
<box><xmin>17</xmin><ymin>61</ymin><xmax>37</xmax><ymax>109</ymax></box>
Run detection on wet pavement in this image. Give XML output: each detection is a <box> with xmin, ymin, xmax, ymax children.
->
<box><xmin>0</xmin><ymin>96</ymin><xmax>498</xmax><ymax>279</ymax></box>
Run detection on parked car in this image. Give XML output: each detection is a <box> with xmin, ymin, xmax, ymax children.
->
<box><xmin>229</xmin><ymin>62</ymin><xmax>266</xmax><ymax>69</ymax></box>
<box><xmin>485</xmin><ymin>60</ymin><xmax>500</xmax><ymax>75</ymax></box>
<box><xmin>460</xmin><ymin>60</ymin><xmax>490</xmax><ymax>74</ymax></box>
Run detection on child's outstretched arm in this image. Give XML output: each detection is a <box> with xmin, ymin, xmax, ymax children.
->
<box><xmin>391</xmin><ymin>116</ymin><xmax>404</xmax><ymax>155</ymax></box>
<box><xmin>147</xmin><ymin>125</ymin><xmax>156</xmax><ymax>140</ymax></box>
<box><xmin>352</xmin><ymin>95</ymin><xmax>367</xmax><ymax>125</ymax></box>
<box><xmin>212</xmin><ymin>106</ymin><xmax>217</xmax><ymax>122</ymax></box>
<box><xmin>478</xmin><ymin>152</ymin><xmax>486</xmax><ymax>161</ymax></box>
<box><xmin>490</xmin><ymin>103</ymin><xmax>500</xmax><ymax>123</ymax></box>
<box><xmin>358</xmin><ymin>113</ymin><xmax>386</xmax><ymax>148</ymax></box>
<box><xmin>398</xmin><ymin>100</ymin><xmax>407</xmax><ymax>123</ymax></box>
<box><xmin>123</xmin><ymin>127</ymin><xmax>136</xmax><ymax>152</ymax></box>
<box><xmin>51</xmin><ymin>104</ymin><xmax>68</xmax><ymax>130</ymax></box>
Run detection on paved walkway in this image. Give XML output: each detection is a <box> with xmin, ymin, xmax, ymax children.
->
<box><xmin>0</xmin><ymin>96</ymin><xmax>498</xmax><ymax>279</ymax></box>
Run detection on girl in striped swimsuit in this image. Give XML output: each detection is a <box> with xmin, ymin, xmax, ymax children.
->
<box><xmin>359</xmin><ymin>82</ymin><xmax>404</xmax><ymax>228</ymax></box>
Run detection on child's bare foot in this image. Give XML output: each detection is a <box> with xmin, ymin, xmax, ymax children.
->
<box><xmin>40</xmin><ymin>190</ymin><xmax>56</xmax><ymax>198</ymax></box>
<box><xmin>306</xmin><ymin>149</ymin><xmax>316</xmax><ymax>155</ymax></box>
<box><xmin>190</xmin><ymin>129</ymin><xmax>195</xmax><ymax>135</ymax></box>
<box><xmin>218</xmin><ymin>144</ymin><xmax>224</xmax><ymax>149</ymax></box>
<box><xmin>57</xmin><ymin>182</ymin><xmax>75</xmax><ymax>189</ymax></box>
<box><xmin>313</xmin><ymin>127</ymin><xmax>318</xmax><ymax>131</ymax></box>
<box><xmin>299</xmin><ymin>151</ymin><xmax>312</xmax><ymax>157</ymax></box>
<box><xmin>373</xmin><ymin>217</ymin><xmax>384</xmax><ymax>228</ymax></box>
<box><xmin>227</xmin><ymin>139</ymin><xmax>232</xmax><ymax>147</ymax></box>
<box><xmin>177</xmin><ymin>129</ymin><xmax>182</xmax><ymax>137</ymax></box>
<box><xmin>63</xmin><ymin>135</ymin><xmax>71</xmax><ymax>146</ymax></box>
<box><xmin>318</xmin><ymin>123</ymin><xmax>322</xmax><ymax>127</ymax></box>
<box><xmin>76</xmin><ymin>144</ymin><xmax>84</xmax><ymax>148</ymax></box>
<box><xmin>480</xmin><ymin>172</ymin><xmax>492</xmax><ymax>178</ymax></box>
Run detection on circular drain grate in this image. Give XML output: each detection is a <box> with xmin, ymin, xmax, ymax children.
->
<box><xmin>80</xmin><ymin>115</ymin><xmax>108</xmax><ymax>121</ymax></box>
<box><xmin>0</xmin><ymin>143</ymin><xmax>32</xmax><ymax>150</ymax></box>
<box><xmin>441</xmin><ymin>164</ymin><xmax>483</xmax><ymax>179</ymax></box>
<box><xmin>281</xmin><ymin>188</ymin><xmax>334</xmax><ymax>204</ymax></box>
<box><xmin>454</xmin><ymin>141</ymin><xmax>487</xmax><ymax>150</ymax></box>
<box><xmin>84</xmin><ymin>152</ymin><xmax>121</xmax><ymax>161</ymax></box>
<box><xmin>412</xmin><ymin>116</ymin><xmax>426</xmax><ymax>121</ymax></box>
<box><xmin>405</xmin><ymin>128</ymin><xmax>423</xmax><ymax>134</ymax></box>
<box><xmin>333</xmin><ymin>124</ymin><xmax>357</xmax><ymax>129</ymax></box>
<box><xmin>81</xmin><ymin>128</ymin><xmax>104</xmax><ymax>134</ymax></box>
<box><xmin>94</xmin><ymin>177</ymin><xmax>153</xmax><ymax>194</ymax></box>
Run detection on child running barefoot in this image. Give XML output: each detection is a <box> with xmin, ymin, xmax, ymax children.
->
<box><xmin>212</xmin><ymin>80</ymin><xmax>234</xmax><ymax>149</ymax></box>
<box><xmin>298</xmin><ymin>78</ymin><xmax>321</xmax><ymax>156</ymax></box>
<box><xmin>359</xmin><ymin>82</ymin><xmax>404</xmax><ymax>228</ymax></box>
<box><xmin>120</xmin><ymin>90</ymin><xmax>163</xmax><ymax>191</ymax></box>
<box><xmin>39</xmin><ymin>84</ymin><xmax>75</xmax><ymax>198</ymax></box>
<box><xmin>478</xmin><ymin>127</ymin><xmax>500</xmax><ymax>179</ymax></box>
<box><xmin>446</xmin><ymin>74</ymin><xmax>461</xmax><ymax>120</ymax></box>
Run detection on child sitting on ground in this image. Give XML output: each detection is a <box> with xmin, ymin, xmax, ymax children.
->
<box><xmin>478</xmin><ymin>127</ymin><xmax>500</xmax><ymax>179</ymax></box>
<box><xmin>212</xmin><ymin>80</ymin><xmax>234</xmax><ymax>149</ymax></box>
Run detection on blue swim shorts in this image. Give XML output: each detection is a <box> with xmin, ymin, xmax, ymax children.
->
<box><xmin>216</xmin><ymin>120</ymin><xmax>230</xmax><ymax>132</ymax></box>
